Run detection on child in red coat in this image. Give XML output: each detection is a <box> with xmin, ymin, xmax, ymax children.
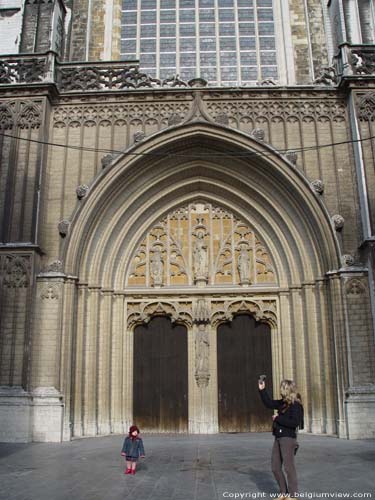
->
<box><xmin>121</xmin><ymin>425</ymin><xmax>145</xmax><ymax>475</ymax></box>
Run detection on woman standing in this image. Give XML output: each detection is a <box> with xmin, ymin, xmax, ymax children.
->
<box><xmin>258</xmin><ymin>378</ymin><xmax>304</xmax><ymax>498</ymax></box>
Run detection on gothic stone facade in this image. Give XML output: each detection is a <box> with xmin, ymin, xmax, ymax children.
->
<box><xmin>0</xmin><ymin>0</ymin><xmax>374</xmax><ymax>442</ymax></box>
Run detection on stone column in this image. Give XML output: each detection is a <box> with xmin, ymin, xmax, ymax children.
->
<box><xmin>303</xmin><ymin>282</ymin><xmax>324</xmax><ymax>433</ymax></box>
<box><xmin>110</xmin><ymin>293</ymin><xmax>125</xmax><ymax>434</ymax></box>
<box><xmin>290</xmin><ymin>285</ymin><xmax>309</xmax><ymax>429</ymax></box>
<box><xmin>71</xmin><ymin>283</ymin><xmax>87</xmax><ymax>438</ymax></box>
<box><xmin>82</xmin><ymin>286</ymin><xmax>100</xmax><ymax>436</ymax></box>
<box><xmin>60</xmin><ymin>276</ymin><xmax>78</xmax><ymax>441</ymax></box>
<box><xmin>316</xmin><ymin>278</ymin><xmax>337</xmax><ymax>435</ymax></box>
<box><xmin>123</xmin><ymin>301</ymin><xmax>133</xmax><ymax>432</ymax></box>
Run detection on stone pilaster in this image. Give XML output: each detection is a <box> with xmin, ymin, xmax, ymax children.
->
<box><xmin>30</xmin><ymin>271</ymin><xmax>65</xmax><ymax>442</ymax></box>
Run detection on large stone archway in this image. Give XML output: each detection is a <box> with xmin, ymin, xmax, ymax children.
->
<box><xmin>48</xmin><ymin>122</ymin><xmax>344</xmax><ymax>439</ymax></box>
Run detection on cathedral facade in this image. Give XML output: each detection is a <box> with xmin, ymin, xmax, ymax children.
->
<box><xmin>0</xmin><ymin>0</ymin><xmax>374</xmax><ymax>442</ymax></box>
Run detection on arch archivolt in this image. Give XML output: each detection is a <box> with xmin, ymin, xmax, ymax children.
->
<box><xmin>210</xmin><ymin>298</ymin><xmax>278</xmax><ymax>328</ymax></box>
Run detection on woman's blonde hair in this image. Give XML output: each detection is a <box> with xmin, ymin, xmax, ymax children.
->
<box><xmin>280</xmin><ymin>379</ymin><xmax>302</xmax><ymax>405</ymax></box>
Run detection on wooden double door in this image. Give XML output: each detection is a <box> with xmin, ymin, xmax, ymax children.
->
<box><xmin>133</xmin><ymin>314</ymin><xmax>273</xmax><ymax>433</ymax></box>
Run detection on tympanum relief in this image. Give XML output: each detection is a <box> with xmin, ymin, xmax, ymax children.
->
<box><xmin>127</xmin><ymin>202</ymin><xmax>276</xmax><ymax>288</ymax></box>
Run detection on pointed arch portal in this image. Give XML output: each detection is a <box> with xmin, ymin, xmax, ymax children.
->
<box><xmin>60</xmin><ymin>122</ymin><xmax>341</xmax><ymax>437</ymax></box>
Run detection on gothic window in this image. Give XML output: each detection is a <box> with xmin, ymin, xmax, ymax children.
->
<box><xmin>120</xmin><ymin>0</ymin><xmax>280</xmax><ymax>85</ymax></box>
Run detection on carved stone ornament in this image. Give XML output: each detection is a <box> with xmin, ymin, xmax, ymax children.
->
<box><xmin>286</xmin><ymin>151</ymin><xmax>298</xmax><ymax>165</ymax></box>
<box><xmin>358</xmin><ymin>92</ymin><xmax>375</xmax><ymax>122</ymax></box>
<box><xmin>313</xmin><ymin>66</ymin><xmax>338</xmax><ymax>86</ymax></box>
<box><xmin>162</xmin><ymin>74</ymin><xmax>188</xmax><ymax>88</ymax></box>
<box><xmin>195</xmin><ymin>323</ymin><xmax>210</xmax><ymax>388</ymax></box>
<box><xmin>150</xmin><ymin>240</ymin><xmax>164</xmax><ymax>287</ymax></box>
<box><xmin>211</xmin><ymin>299</ymin><xmax>277</xmax><ymax>328</ymax></box>
<box><xmin>237</xmin><ymin>243</ymin><xmax>251</xmax><ymax>285</ymax></box>
<box><xmin>0</xmin><ymin>57</ymin><xmax>47</xmax><ymax>85</ymax></box>
<box><xmin>345</xmin><ymin>278</ymin><xmax>366</xmax><ymax>297</ymax></box>
<box><xmin>127</xmin><ymin>301</ymin><xmax>193</xmax><ymax>329</ymax></box>
<box><xmin>0</xmin><ymin>103</ymin><xmax>14</xmax><ymax>130</ymax></box>
<box><xmin>101</xmin><ymin>154</ymin><xmax>114</xmax><ymax>168</ymax></box>
<box><xmin>188</xmin><ymin>77</ymin><xmax>208</xmax><ymax>88</ymax></box>
<box><xmin>251</xmin><ymin>128</ymin><xmax>265</xmax><ymax>141</ymax></box>
<box><xmin>193</xmin><ymin>299</ymin><xmax>211</xmax><ymax>324</ymax></box>
<box><xmin>341</xmin><ymin>254</ymin><xmax>355</xmax><ymax>268</ymax></box>
<box><xmin>214</xmin><ymin>113</ymin><xmax>229</xmax><ymax>126</ymax></box>
<box><xmin>168</xmin><ymin>113</ymin><xmax>183</xmax><ymax>126</ymax></box>
<box><xmin>257</xmin><ymin>78</ymin><xmax>277</xmax><ymax>86</ymax></box>
<box><xmin>76</xmin><ymin>184</ymin><xmax>89</xmax><ymax>200</ymax></box>
<box><xmin>134</xmin><ymin>131</ymin><xmax>145</xmax><ymax>143</ymax></box>
<box><xmin>311</xmin><ymin>180</ymin><xmax>324</xmax><ymax>194</ymax></box>
<box><xmin>350</xmin><ymin>48</ymin><xmax>375</xmax><ymax>76</ymax></box>
<box><xmin>332</xmin><ymin>214</ymin><xmax>344</xmax><ymax>231</ymax></box>
<box><xmin>58</xmin><ymin>220</ymin><xmax>70</xmax><ymax>237</ymax></box>
<box><xmin>44</xmin><ymin>260</ymin><xmax>64</xmax><ymax>273</ymax></box>
<box><xmin>41</xmin><ymin>285</ymin><xmax>60</xmax><ymax>300</ymax></box>
<box><xmin>3</xmin><ymin>255</ymin><xmax>29</xmax><ymax>288</ymax></box>
<box><xmin>193</xmin><ymin>220</ymin><xmax>209</xmax><ymax>283</ymax></box>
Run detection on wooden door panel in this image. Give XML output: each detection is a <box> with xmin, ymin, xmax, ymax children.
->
<box><xmin>133</xmin><ymin>316</ymin><xmax>188</xmax><ymax>432</ymax></box>
<box><xmin>218</xmin><ymin>314</ymin><xmax>273</xmax><ymax>432</ymax></box>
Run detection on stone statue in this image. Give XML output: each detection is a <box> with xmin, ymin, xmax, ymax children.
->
<box><xmin>195</xmin><ymin>324</ymin><xmax>210</xmax><ymax>387</ymax></box>
<box><xmin>150</xmin><ymin>248</ymin><xmax>163</xmax><ymax>286</ymax></box>
<box><xmin>193</xmin><ymin>231</ymin><xmax>208</xmax><ymax>278</ymax></box>
<box><xmin>238</xmin><ymin>247</ymin><xmax>250</xmax><ymax>284</ymax></box>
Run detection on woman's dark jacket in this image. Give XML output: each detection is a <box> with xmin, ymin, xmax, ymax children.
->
<box><xmin>259</xmin><ymin>388</ymin><xmax>304</xmax><ymax>439</ymax></box>
<box><xmin>121</xmin><ymin>436</ymin><xmax>145</xmax><ymax>458</ymax></box>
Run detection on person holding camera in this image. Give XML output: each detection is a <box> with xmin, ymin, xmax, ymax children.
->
<box><xmin>258</xmin><ymin>376</ymin><xmax>304</xmax><ymax>499</ymax></box>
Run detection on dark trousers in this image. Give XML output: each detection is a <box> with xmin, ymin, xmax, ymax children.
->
<box><xmin>271</xmin><ymin>437</ymin><xmax>298</xmax><ymax>496</ymax></box>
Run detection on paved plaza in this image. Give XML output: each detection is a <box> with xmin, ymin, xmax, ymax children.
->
<box><xmin>0</xmin><ymin>433</ymin><xmax>374</xmax><ymax>500</ymax></box>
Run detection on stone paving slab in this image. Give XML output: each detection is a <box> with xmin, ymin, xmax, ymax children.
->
<box><xmin>0</xmin><ymin>433</ymin><xmax>374</xmax><ymax>500</ymax></box>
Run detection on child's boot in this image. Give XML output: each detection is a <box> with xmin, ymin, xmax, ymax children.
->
<box><xmin>131</xmin><ymin>469</ymin><xmax>136</xmax><ymax>475</ymax></box>
<box><xmin>125</xmin><ymin>468</ymin><xmax>132</xmax><ymax>474</ymax></box>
